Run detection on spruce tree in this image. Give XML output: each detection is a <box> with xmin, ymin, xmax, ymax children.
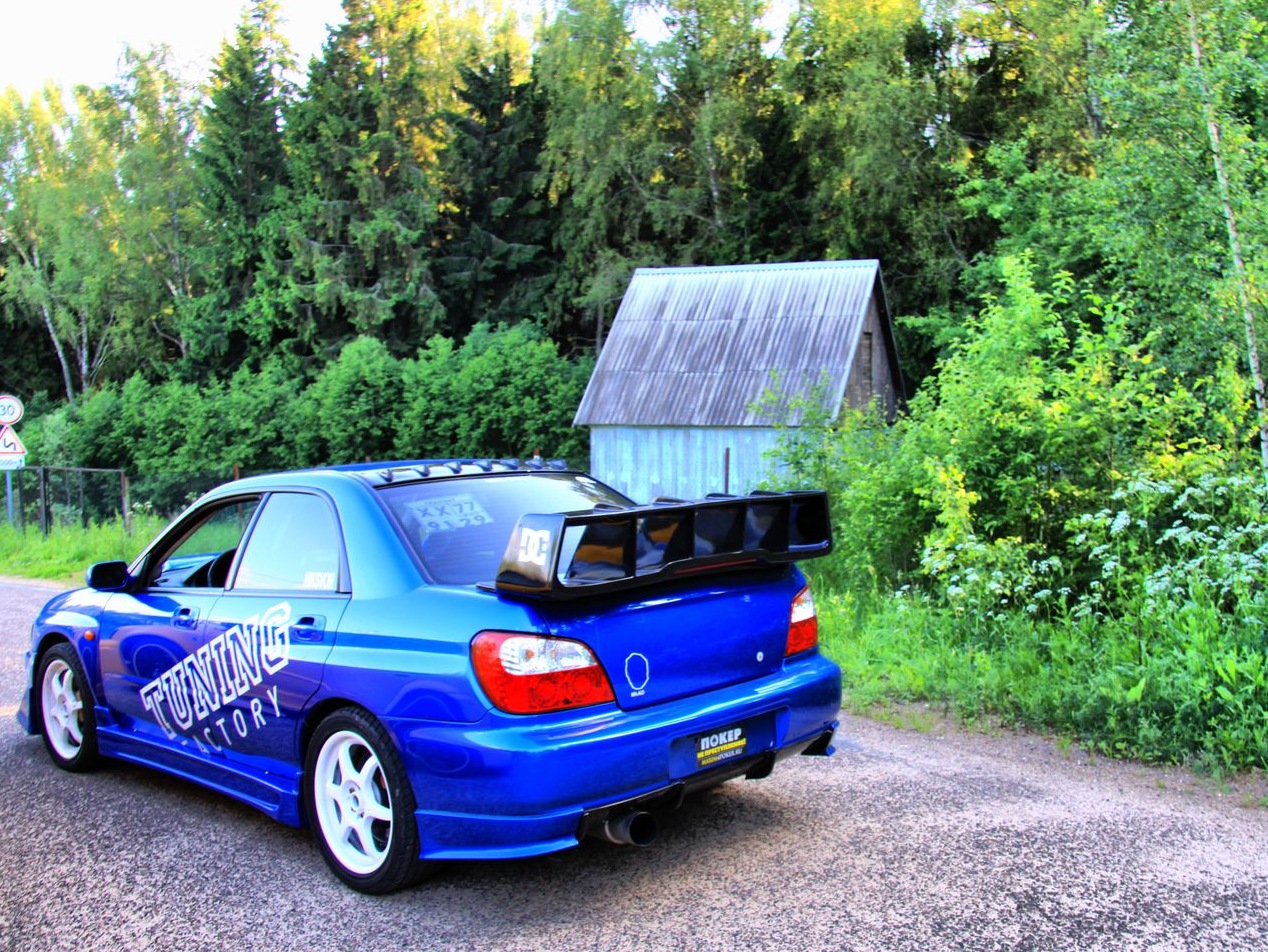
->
<box><xmin>256</xmin><ymin>0</ymin><xmax>446</xmax><ymax>360</ymax></box>
<box><xmin>435</xmin><ymin>53</ymin><xmax>557</xmax><ymax>337</ymax></box>
<box><xmin>191</xmin><ymin>0</ymin><xmax>293</xmax><ymax>376</ymax></box>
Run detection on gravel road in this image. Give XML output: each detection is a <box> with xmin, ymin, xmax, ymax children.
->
<box><xmin>2</xmin><ymin>577</ymin><xmax>1267</xmax><ymax>952</ymax></box>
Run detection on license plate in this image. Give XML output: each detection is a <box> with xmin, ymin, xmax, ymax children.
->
<box><xmin>693</xmin><ymin>724</ymin><xmax>747</xmax><ymax>769</ymax></box>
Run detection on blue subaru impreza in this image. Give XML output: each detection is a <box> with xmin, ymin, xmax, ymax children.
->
<box><xmin>18</xmin><ymin>460</ymin><xmax>841</xmax><ymax>893</ymax></box>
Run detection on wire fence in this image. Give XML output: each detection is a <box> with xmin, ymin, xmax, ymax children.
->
<box><xmin>3</xmin><ymin>466</ymin><xmax>240</xmax><ymax>536</ymax></box>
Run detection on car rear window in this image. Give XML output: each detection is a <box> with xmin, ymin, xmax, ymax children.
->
<box><xmin>380</xmin><ymin>473</ymin><xmax>631</xmax><ymax>584</ymax></box>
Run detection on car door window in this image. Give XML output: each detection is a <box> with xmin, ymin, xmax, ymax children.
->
<box><xmin>149</xmin><ymin>498</ymin><xmax>260</xmax><ymax>588</ymax></box>
<box><xmin>233</xmin><ymin>492</ymin><xmax>342</xmax><ymax>592</ymax></box>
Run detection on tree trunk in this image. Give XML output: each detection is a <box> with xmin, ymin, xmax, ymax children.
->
<box><xmin>26</xmin><ymin>246</ymin><xmax>78</xmax><ymax>407</ymax></box>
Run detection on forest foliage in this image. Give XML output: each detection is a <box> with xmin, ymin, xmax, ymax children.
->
<box><xmin>4</xmin><ymin>0</ymin><xmax>1268</xmax><ymax>768</ymax></box>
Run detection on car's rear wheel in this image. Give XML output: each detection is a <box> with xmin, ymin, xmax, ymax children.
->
<box><xmin>37</xmin><ymin>642</ymin><xmax>100</xmax><ymax>772</ymax></box>
<box><xmin>304</xmin><ymin>707</ymin><xmax>432</xmax><ymax>893</ymax></box>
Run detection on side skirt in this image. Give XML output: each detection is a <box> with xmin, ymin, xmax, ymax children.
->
<box><xmin>96</xmin><ymin>724</ymin><xmax>304</xmax><ymax>827</ymax></box>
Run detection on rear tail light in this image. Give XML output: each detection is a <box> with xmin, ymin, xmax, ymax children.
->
<box><xmin>471</xmin><ymin>631</ymin><xmax>616</xmax><ymax>714</ymax></box>
<box><xmin>785</xmin><ymin>585</ymin><xmax>819</xmax><ymax>657</ymax></box>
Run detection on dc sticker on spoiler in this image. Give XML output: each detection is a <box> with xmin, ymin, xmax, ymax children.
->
<box><xmin>518</xmin><ymin>527</ymin><xmax>552</xmax><ymax>567</ymax></box>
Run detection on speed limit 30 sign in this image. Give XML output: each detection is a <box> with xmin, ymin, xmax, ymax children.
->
<box><xmin>0</xmin><ymin>394</ymin><xmax>22</xmax><ymax>426</ymax></box>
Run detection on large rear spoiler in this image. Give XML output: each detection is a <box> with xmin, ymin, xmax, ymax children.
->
<box><xmin>494</xmin><ymin>490</ymin><xmax>832</xmax><ymax>600</ymax></box>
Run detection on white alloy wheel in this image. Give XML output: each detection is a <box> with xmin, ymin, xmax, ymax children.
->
<box><xmin>304</xmin><ymin>707</ymin><xmax>428</xmax><ymax>893</ymax></box>
<box><xmin>42</xmin><ymin>656</ymin><xmax>86</xmax><ymax>761</ymax></box>
<box><xmin>37</xmin><ymin>643</ymin><xmax>99</xmax><ymax>772</ymax></box>
<box><xmin>312</xmin><ymin>728</ymin><xmax>396</xmax><ymax>876</ymax></box>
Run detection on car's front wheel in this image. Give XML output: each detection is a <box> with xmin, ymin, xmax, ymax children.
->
<box><xmin>37</xmin><ymin>642</ymin><xmax>100</xmax><ymax>772</ymax></box>
<box><xmin>304</xmin><ymin>707</ymin><xmax>432</xmax><ymax>893</ymax></box>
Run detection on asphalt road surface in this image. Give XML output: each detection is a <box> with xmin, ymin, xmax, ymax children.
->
<box><xmin>2</xmin><ymin>577</ymin><xmax>1267</xmax><ymax>952</ymax></box>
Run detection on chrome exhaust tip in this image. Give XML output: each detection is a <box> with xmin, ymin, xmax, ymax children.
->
<box><xmin>601</xmin><ymin>810</ymin><xmax>658</xmax><ymax>847</ymax></box>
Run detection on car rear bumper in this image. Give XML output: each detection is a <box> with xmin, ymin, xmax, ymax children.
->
<box><xmin>386</xmin><ymin>653</ymin><xmax>841</xmax><ymax>862</ymax></box>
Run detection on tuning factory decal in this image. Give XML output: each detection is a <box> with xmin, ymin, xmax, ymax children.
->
<box><xmin>140</xmin><ymin>602</ymin><xmax>291</xmax><ymax>754</ymax></box>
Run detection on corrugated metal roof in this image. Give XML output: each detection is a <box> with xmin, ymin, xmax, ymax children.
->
<box><xmin>574</xmin><ymin>260</ymin><xmax>884</xmax><ymax>426</ymax></box>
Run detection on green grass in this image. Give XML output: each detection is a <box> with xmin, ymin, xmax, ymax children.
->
<box><xmin>816</xmin><ymin>581</ymin><xmax>1268</xmax><ymax>774</ymax></box>
<box><xmin>0</xmin><ymin>516</ymin><xmax>167</xmax><ymax>583</ymax></box>
<box><xmin>817</xmin><ymin>588</ymin><xmax>945</xmax><ymax>709</ymax></box>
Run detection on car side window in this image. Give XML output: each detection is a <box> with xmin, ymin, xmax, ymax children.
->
<box><xmin>233</xmin><ymin>492</ymin><xmax>342</xmax><ymax>592</ymax></box>
<box><xmin>150</xmin><ymin>498</ymin><xmax>261</xmax><ymax>589</ymax></box>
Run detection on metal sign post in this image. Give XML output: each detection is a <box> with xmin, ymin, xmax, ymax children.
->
<box><xmin>0</xmin><ymin>396</ymin><xmax>26</xmax><ymax>526</ymax></box>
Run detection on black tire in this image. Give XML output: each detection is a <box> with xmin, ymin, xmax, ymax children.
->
<box><xmin>36</xmin><ymin>642</ymin><xmax>100</xmax><ymax>772</ymax></box>
<box><xmin>303</xmin><ymin>707</ymin><xmax>433</xmax><ymax>893</ymax></box>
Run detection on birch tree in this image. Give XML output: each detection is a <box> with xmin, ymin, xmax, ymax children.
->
<box><xmin>1096</xmin><ymin>0</ymin><xmax>1268</xmax><ymax>484</ymax></box>
<box><xmin>0</xmin><ymin>86</ymin><xmax>132</xmax><ymax>403</ymax></box>
<box><xmin>1182</xmin><ymin>0</ymin><xmax>1268</xmax><ymax>488</ymax></box>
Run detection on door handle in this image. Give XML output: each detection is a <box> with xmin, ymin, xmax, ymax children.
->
<box><xmin>293</xmin><ymin>614</ymin><xmax>327</xmax><ymax>643</ymax></box>
<box><xmin>173</xmin><ymin>606</ymin><xmax>200</xmax><ymax>630</ymax></box>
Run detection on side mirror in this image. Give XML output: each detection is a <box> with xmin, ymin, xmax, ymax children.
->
<box><xmin>86</xmin><ymin>561</ymin><xmax>131</xmax><ymax>592</ymax></box>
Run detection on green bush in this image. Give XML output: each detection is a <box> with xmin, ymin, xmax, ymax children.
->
<box><xmin>778</xmin><ymin>256</ymin><xmax>1268</xmax><ymax>772</ymax></box>
<box><xmin>395</xmin><ymin>322</ymin><xmax>590</xmax><ymax>464</ymax></box>
<box><xmin>20</xmin><ymin>325</ymin><xmax>592</xmax><ymax>512</ymax></box>
<box><xmin>296</xmin><ymin>336</ymin><xmax>407</xmax><ymax>465</ymax></box>
<box><xmin>766</xmin><ymin>403</ymin><xmax>922</xmax><ymax>596</ymax></box>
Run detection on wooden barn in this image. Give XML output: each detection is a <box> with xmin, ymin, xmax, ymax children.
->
<box><xmin>573</xmin><ymin>260</ymin><xmax>904</xmax><ymax>503</ymax></box>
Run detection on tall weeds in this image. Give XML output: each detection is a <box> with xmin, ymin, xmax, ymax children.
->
<box><xmin>0</xmin><ymin>515</ymin><xmax>166</xmax><ymax>582</ymax></box>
